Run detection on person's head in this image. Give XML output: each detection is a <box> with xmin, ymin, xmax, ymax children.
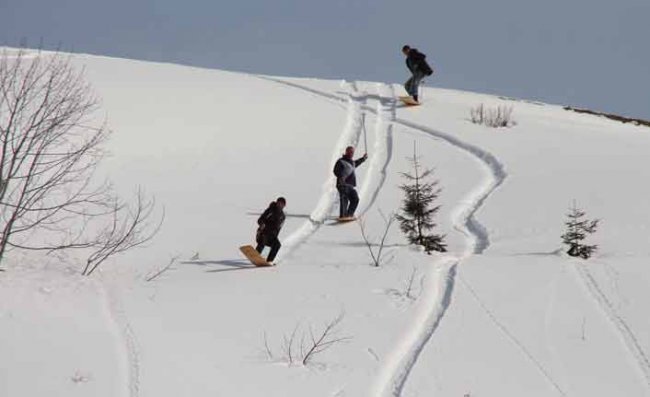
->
<box><xmin>276</xmin><ymin>197</ymin><xmax>286</xmax><ymax>209</ymax></box>
<box><xmin>402</xmin><ymin>45</ymin><xmax>411</xmax><ymax>56</ymax></box>
<box><xmin>344</xmin><ymin>146</ymin><xmax>355</xmax><ymax>158</ymax></box>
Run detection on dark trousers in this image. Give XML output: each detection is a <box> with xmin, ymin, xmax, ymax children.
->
<box><xmin>405</xmin><ymin>70</ymin><xmax>426</xmax><ymax>98</ymax></box>
<box><xmin>256</xmin><ymin>236</ymin><xmax>281</xmax><ymax>262</ymax></box>
<box><xmin>337</xmin><ymin>185</ymin><xmax>359</xmax><ymax>218</ymax></box>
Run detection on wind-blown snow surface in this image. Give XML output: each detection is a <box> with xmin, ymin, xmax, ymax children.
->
<box><xmin>2</xmin><ymin>51</ymin><xmax>650</xmax><ymax>397</ymax></box>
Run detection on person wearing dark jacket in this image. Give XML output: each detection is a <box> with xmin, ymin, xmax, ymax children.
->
<box><xmin>402</xmin><ymin>45</ymin><xmax>433</xmax><ymax>103</ymax></box>
<box><xmin>333</xmin><ymin>146</ymin><xmax>367</xmax><ymax>219</ymax></box>
<box><xmin>255</xmin><ymin>197</ymin><xmax>286</xmax><ymax>263</ymax></box>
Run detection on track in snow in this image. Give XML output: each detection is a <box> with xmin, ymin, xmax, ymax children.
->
<box><xmin>393</xmin><ymin>118</ymin><xmax>506</xmax><ymax>256</ymax></box>
<box><xmin>258</xmin><ymin>78</ymin><xmax>567</xmax><ymax>396</ymax></box>
<box><xmin>456</xmin><ymin>273</ymin><xmax>567</xmax><ymax>396</ymax></box>
<box><xmin>275</xmin><ymin>80</ymin><xmax>363</xmax><ymax>262</ymax></box>
<box><xmin>273</xmin><ymin>80</ymin><xmax>400</xmax><ymax>263</ymax></box>
<box><xmin>257</xmin><ymin>78</ymin><xmax>510</xmax><ymax>396</ymax></box>
<box><xmin>255</xmin><ymin>78</ymin><xmax>497</xmax><ymax>390</ymax></box>
<box><xmin>357</xmin><ymin>83</ymin><xmax>395</xmax><ymax>216</ymax></box>
<box><xmin>257</xmin><ymin>77</ymin><xmax>504</xmax><ymax>253</ymax></box>
<box><xmin>373</xmin><ymin>259</ymin><xmax>458</xmax><ymax>397</ymax></box>
<box><xmin>98</xmin><ymin>278</ymin><xmax>140</xmax><ymax>397</ymax></box>
<box><xmin>573</xmin><ymin>261</ymin><xmax>650</xmax><ymax>389</ymax></box>
<box><xmin>374</xmin><ymin>109</ymin><xmax>510</xmax><ymax>397</ymax></box>
<box><xmin>397</xmin><ymin>118</ymin><xmax>568</xmax><ymax>397</ymax></box>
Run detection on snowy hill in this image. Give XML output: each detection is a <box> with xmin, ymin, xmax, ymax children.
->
<box><xmin>2</xmin><ymin>50</ymin><xmax>650</xmax><ymax>397</ymax></box>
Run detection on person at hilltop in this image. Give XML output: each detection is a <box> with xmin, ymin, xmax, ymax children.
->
<box><xmin>402</xmin><ymin>45</ymin><xmax>434</xmax><ymax>103</ymax></box>
<box><xmin>255</xmin><ymin>197</ymin><xmax>286</xmax><ymax>264</ymax></box>
<box><xmin>333</xmin><ymin>146</ymin><xmax>368</xmax><ymax>220</ymax></box>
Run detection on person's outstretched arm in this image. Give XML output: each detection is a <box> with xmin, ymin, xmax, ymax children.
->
<box><xmin>355</xmin><ymin>154</ymin><xmax>368</xmax><ymax>166</ymax></box>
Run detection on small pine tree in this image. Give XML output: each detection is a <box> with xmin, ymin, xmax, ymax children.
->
<box><xmin>561</xmin><ymin>201</ymin><xmax>599</xmax><ymax>259</ymax></box>
<box><xmin>396</xmin><ymin>143</ymin><xmax>447</xmax><ymax>253</ymax></box>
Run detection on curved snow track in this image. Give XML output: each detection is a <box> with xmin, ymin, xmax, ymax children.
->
<box><xmin>374</xmin><ymin>101</ymin><xmax>510</xmax><ymax>397</ymax></box>
<box><xmin>395</xmin><ymin>116</ymin><xmax>567</xmax><ymax>397</ymax></box>
<box><xmin>394</xmin><ymin>119</ymin><xmax>506</xmax><ymax>256</ymax></box>
<box><xmin>259</xmin><ymin>77</ymin><xmax>512</xmax><ymax>396</ymax></box>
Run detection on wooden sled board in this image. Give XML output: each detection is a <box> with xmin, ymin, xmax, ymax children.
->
<box><xmin>398</xmin><ymin>96</ymin><xmax>420</xmax><ymax>106</ymax></box>
<box><xmin>325</xmin><ymin>216</ymin><xmax>357</xmax><ymax>225</ymax></box>
<box><xmin>239</xmin><ymin>245</ymin><xmax>274</xmax><ymax>267</ymax></box>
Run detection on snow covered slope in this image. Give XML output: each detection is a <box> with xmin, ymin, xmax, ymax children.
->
<box><xmin>2</xmin><ymin>50</ymin><xmax>650</xmax><ymax>397</ymax></box>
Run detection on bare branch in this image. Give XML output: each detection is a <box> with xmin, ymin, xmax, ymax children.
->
<box><xmin>302</xmin><ymin>312</ymin><xmax>350</xmax><ymax>365</ymax></box>
<box><xmin>263</xmin><ymin>331</ymin><xmax>274</xmax><ymax>360</ymax></box>
<box><xmin>83</xmin><ymin>189</ymin><xmax>164</xmax><ymax>276</ymax></box>
<box><xmin>263</xmin><ymin>313</ymin><xmax>351</xmax><ymax>367</ymax></box>
<box><xmin>358</xmin><ymin>211</ymin><xmax>395</xmax><ymax>267</ymax></box>
<box><xmin>281</xmin><ymin>323</ymin><xmax>300</xmax><ymax>366</ymax></box>
<box><xmin>405</xmin><ymin>266</ymin><xmax>418</xmax><ymax>300</ymax></box>
<box><xmin>145</xmin><ymin>255</ymin><xmax>179</xmax><ymax>282</ymax></box>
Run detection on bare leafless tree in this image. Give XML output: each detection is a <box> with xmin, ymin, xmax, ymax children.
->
<box><xmin>358</xmin><ymin>211</ymin><xmax>395</xmax><ymax>267</ymax></box>
<box><xmin>0</xmin><ymin>49</ymin><xmax>161</xmax><ymax>272</ymax></box>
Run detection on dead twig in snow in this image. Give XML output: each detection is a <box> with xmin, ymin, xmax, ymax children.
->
<box><xmin>145</xmin><ymin>255</ymin><xmax>179</xmax><ymax>282</ymax></box>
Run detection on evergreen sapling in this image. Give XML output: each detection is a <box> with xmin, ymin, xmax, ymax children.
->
<box><xmin>395</xmin><ymin>143</ymin><xmax>447</xmax><ymax>253</ymax></box>
<box><xmin>561</xmin><ymin>201</ymin><xmax>599</xmax><ymax>259</ymax></box>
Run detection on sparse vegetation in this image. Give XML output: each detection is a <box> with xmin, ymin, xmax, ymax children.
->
<box><xmin>263</xmin><ymin>313</ymin><xmax>351</xmax><ymax>366</ymax></box>
<box><xmin>385</xmin><ymin>266</ymin><xmax>425</xmax><ymax>303</ymax></box>
<box><xmin>358</xmin><ymin>210</ymin><xmax>395</xmax><ymax>267</ymax></box>
<box><xmin>470</xmin><ymin>104</ymin><xmax>515</xmax><ymax>128</ymax></box>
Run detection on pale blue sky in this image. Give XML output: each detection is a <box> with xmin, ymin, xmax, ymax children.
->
<box><xmin>1</xmin><ymin>0</ymin><xmax>648</xmax><ymax>118</ymax></box>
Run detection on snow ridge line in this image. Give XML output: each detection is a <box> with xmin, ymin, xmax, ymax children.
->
<box><xmin>256</xmin><ymin>75</ymin><xmax>348</xmax><ymax>108</ymax></box>
<box><xmin>374</xmin><ymin>259</ymin><xmax>457</xmax><ymax>397</ymax></box>
<box><xmin>277</xmin><ymin>81</ymin><xmax>363</xmax><ymax>261</ymax></box>
<box><xmin>97</xmin><ymin>278</ymin><xmax>140</xmax><ymax>397</ymax></box>
<box><xmin>358</xmin><ymin>82</ymin><xmax>395</xmax><ymax>215</ymax></box>
<box><xmin>573</xmin><ymin>262</ymin><xmax>650</xmax><ymax>388</ymax></box>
